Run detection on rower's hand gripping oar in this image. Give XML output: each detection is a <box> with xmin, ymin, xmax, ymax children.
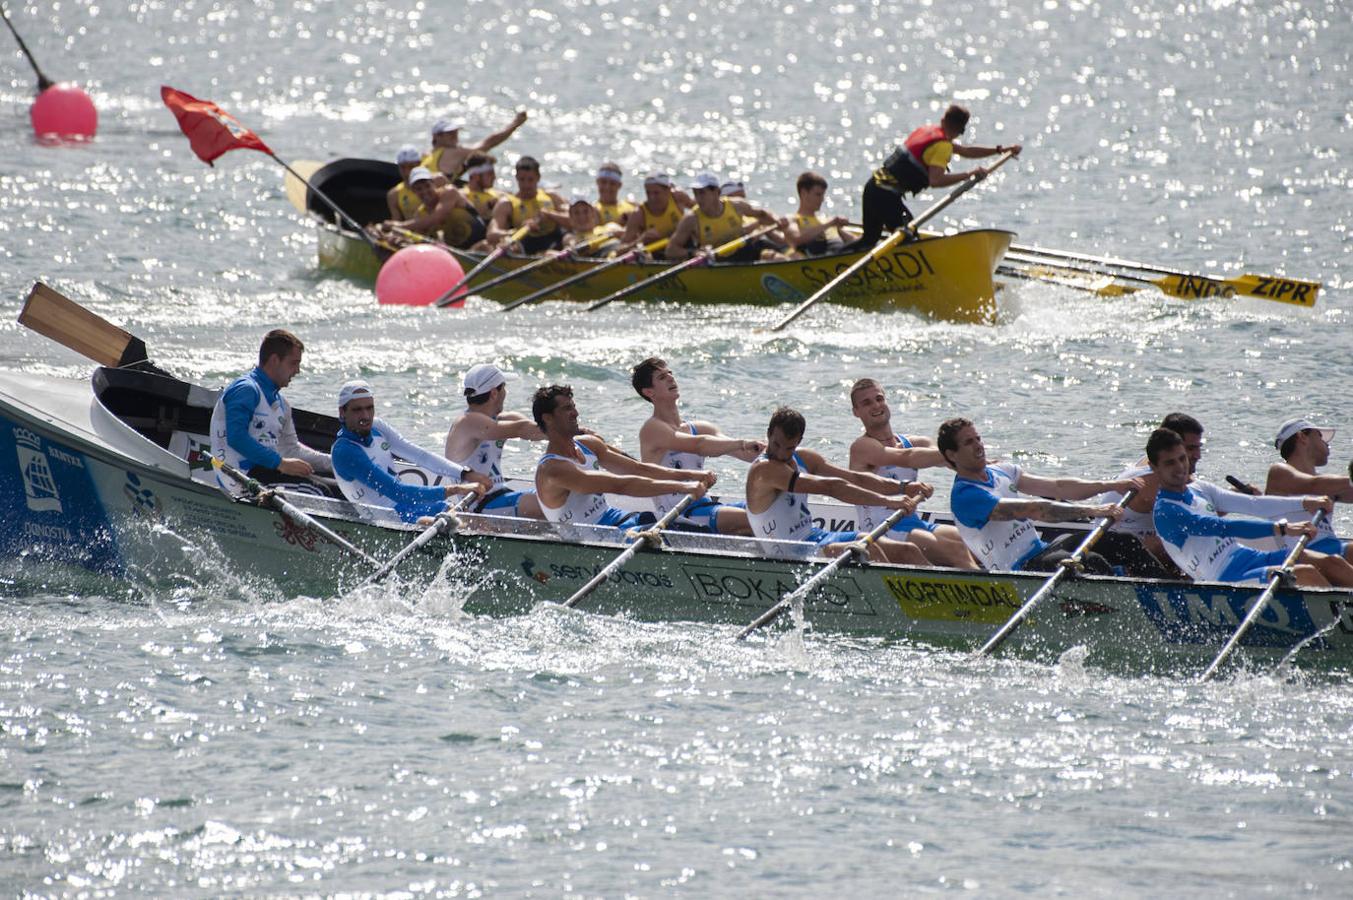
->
<box><xmin>501</xmin><ymin>238</ymin><xmax>670</xmax><ymax>312</ymax></box>
<box><xmin>585</xmin><ymin>225</ymin><xmax>777</xmax><ymax>312</ymax></box>
<box><xmin>735</xmin><ymin>502</ymin><xmax>913</xmax><ymax>641</ymax></box>
<box><xmin>1</xmin><ymin>6</ymin><xmax>55</xmax><ymax>93</ymax></box>
<box><xmin>212</xmin><ymin>458</ymin><xmax>381</xmax><ymax>568</ymax></box>
<box><xmin>459</xmin><ymin>230</ymin><xmax>619</xmax><ymax>301</ymax></box>
<box><xmin>560</xmin><ymin>494</ymin><xmax>697</xmax><ymax>610</ymax></box>
<box><xmin>972</xmin><ymin>490</ymin><xmax>1136</xmax><ymax>658</ymax></box>
<box><xmin>357</xmin><ymin>492</ymin><xmax>475</xmax><ymax>588</ymax></box>
<box><xmin>433</xmin><ymin>225</ymin><xmax>531</xmax><ymax>308</ymax></box>
<box><xmin>769</xmin><ymin>149</ymin><xmax>1017</xmax><ymax>332</ymax></box>
<box><xmin>1199</xmin><ymin>509</ymin><xmax>1326</xmax><ymax>682</ymax></box>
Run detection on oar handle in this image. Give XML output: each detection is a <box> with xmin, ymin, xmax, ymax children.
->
<box><xmin>973</xmin><ymin>488</ymin><xmax>1135</xmax><ymax>658</ymax></box>
<box><xmin>358</xmin><ymin>493</ymin><xmax>473</xmax><ymax>588</ymax></box>
<box><xmin>561</xmin><ymin>494</ymin><xmax>697</xmax><ymax>609</ymax></box>
<box><xmin>1200</xmin><ymin>509</ymin><xmax>1326</xmax><ymax>682</ymax></box>
<box><xmin>736</xmin><ymin>500</ymin><xmax>913</xmax><ymax>641</ymax></box>
<box><xmin>907</xmin><ymin>148</ymin><xmax>1017</xmax><ymax>235</ymax></box>
<box><xmin>500</xmin><ymin>238</ymin><xmax>669</xmax><ymax>312</ymax></box>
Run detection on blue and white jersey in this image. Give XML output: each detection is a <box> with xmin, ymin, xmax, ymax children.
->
<box><xmin>950</xmin><ymin>463</ymin><xmax>1047</xmax><ymax>571</ymax></box>
<box><xmin>453</xmin><ymin>415</ymin><xmax>507</xmax><ymax>488</ymax></box>
<box><xmin>747</xmin><ymin>453</ymin><xmax>814</xmax><ymax>542</ymax></box>
<box><xmin>1153</xmin><ymin>480</ymin><xmax>1306</xmax><ymax>582</ymax></box>
<box><xmin>856</xmin><ymin>433</ymin><xmax>932</xmax><ymax>534</ymax></box>
<box><xmin>535</xmin><ymin>440</ymin><xmax>610</xmax><ymax>526</ymax></box>
<box><xmin>331</xmin><ymin>418</ymin><xmax>466</xmax><ymax>523</ymax></box>
<box><xmin>653</xmin><ymin>423</ymin><xmax>704</xmax><ymax>517</ymax></box>
<box><xmin>209</xmin><ymin>366</ymin><xmax>330</xmax><ymax>496</ymax></box>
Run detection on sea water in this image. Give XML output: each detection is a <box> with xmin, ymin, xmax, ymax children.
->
<box><xmin>1</xmin><ymin>0</ymin><xmax>1351</xmax><ymax>894</ymax></box>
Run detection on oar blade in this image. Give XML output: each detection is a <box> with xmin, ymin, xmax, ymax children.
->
<box><xmin>283</xmin><ymin>159</ymin><xmax>325</xmax><ymax>213</ymax></box>
<box><xmin>20</xmin><ymin>282</ymin><xmax>147</xmax><ymax>368</ymax></box>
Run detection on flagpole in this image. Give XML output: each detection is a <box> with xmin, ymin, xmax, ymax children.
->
<box><xmin>268</xmin><ymin>153</ymin><xmax>381</xmax><ymax>252</ymax></box>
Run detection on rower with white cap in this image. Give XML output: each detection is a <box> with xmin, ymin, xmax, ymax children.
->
<box><xmin>331</xmin><ymin>380</ymin><xmax>489</xmax><ymax>523</ymax></box>
<box><xmin>664</xmin><ymin>172</ymin><xmax>783</xmax><ymax>262</ymax></box>
<box><xmin>594</xmin><ymin>162</ymin><xmax>637</xmax><ymax>226</ymax></box>
<box><xmin>1265</xmin><ymin>417</ymin><xmax>1353</xmax><ymax>561</ymax></box>
<box><xmin>444</xmin><ymin>364</ymin><xmax>547</xmax><ymax>519</ymax></box>
<box><xmin>386</xmin><ymin>144</ymin><xmax>441</xmax><ymax>220</ymax></box>
<box><xmin>460</xmin><ymin>151</ymin><xmax>503</xmax><ymax>219</ymax></box>
<box><xmin>424</xmin><ymin>110</ymin><xmax>528</xmax><ymax>180</ymax></box>
<box><xmin>619</xmin><ymin>173</ymin><xmax>692</xmax><ymax>249</ymax></box>
<box><xmin>377</xmin><ymin>166</ymin><xmax>486</xmax><ymax>248</ymax></box>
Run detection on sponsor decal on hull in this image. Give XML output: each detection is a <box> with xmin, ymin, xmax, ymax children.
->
<box><xmin>681</xmin><ymin>562</ymin><xmax>866</xmax><ymax>612</ymax></box>
<box><xmin>883</xmin><ymin>574</ymin><xmax>1022</xmax><ymax>624</ymax></box>
<box><xmin>1134</xmin><ymin>585</ymin><xmax>1318</xmax><ymax>647</ymax></box>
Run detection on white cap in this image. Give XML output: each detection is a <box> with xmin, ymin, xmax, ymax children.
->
<box><xmin>643</xmin><ymin>172</ymin><xmax>674</xmax><ymax>188</ymax></box>
<box><xmin>408</xmin><ymin>166</ymin><xmax>435</xmax><ymax>185</ymax></box>
<box><xmin>691</xmin><ymin>172</ymin><xmax>720</xmax><ymax>190</ymax></box>
<box><xmin>395</xmin><ymin>145</ymin><xmax>422</xmax><ymax>165</ymax></box>
<box><xmin>465</xmin><ymin>161</ymin><xmax>494</xmax><ymax>177</ymax></box>
<box><xmin>1274</xmin><ymin>418</ymin><xmax>1335</xmax><ymax>450</ymax></box>
<box><xmin>720</xmin><ymin>180</ymin><xmax>745</xmax><ymax>196</ymax></box>
<box><xmin>338</xmin><ymin>380</ymin><xmax>373</xmax><ymax>409</ymax></box>
<box><xmin>595</xmin><ymin>166</ymin><xmax>623</xmax><ymax>182</ymax></box>
<box><xmin>431</xmin><ymin>118</ymin><xmax>462</xmax><ymax>135</ymax></box>
<box><xmin>462</xmin><ymin>364</ymin><xmax>517</xmax><ymax>396</ymax></box>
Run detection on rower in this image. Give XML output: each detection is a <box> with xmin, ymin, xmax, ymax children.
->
<box><xmin>444</xmin><ymin>364</ymin><xmax>546</xmax><ymax>519</ymax></box>
<box><xmin>664</xmin><ymin>172</ymin><xmax>782</xmax><ymax>262</ymax></box>
<box><xmin>745</xmin><ymin>407</ymin><xmax>929</xmax><ymax>564</ymax></box>
<box><xmin>559</xmin><ymin>197</ymin><xmax>624</xmax><ymax>255</ymax></box>
<box><xmin>845</xmin><ymin>103</ymin><xmax>1021</xmax><ymax>252</ymax></box>
<box><xmin>425</xmin><ymin>111</ymin><xmax>528</xmax><ymax>181</ymax></box>
<box><xmin>594</xmin><ymin>161</ymin><xmax>637</xmax><ymax>226</ymax></box>
<box><xmin>331</xmin><ymin>381</ymin><xmax>488</xmax><ymax>523</ymax></box>
<box><xmin>485</xmin><ymin>156</ymin><xmax>567</xmax><ymax>254</ymax></box>
<box><xmin>461</xmin><ymin>151</ymin><xmax>504</xmax><ymax>220</ymax></box>
<box><xmin>376</xmin><ymin>166</ymin><xmax>485</xmax><ymax>249</ymax></box>
<box><xmin>937</xmin><ymin>417</ymin><xmax>1138</xmax><ymax>573</ymax></box>
<box><xmin>533</xmin><ymin>385</ymin><xmax>713</xmax><ymax>533</ymax></box>
<box><xmin>633</xmin><ymin>357</ymin><xmax>764</xmax><ymax>535</ymax></box>
<box><xmin>1149</xmin><ymin>428</ymin><xmax>1353</xmax><ymax>586</ymax></box>
<box><xmin>209</xmin><ymin>329</ymin><xmax>335</xmax><ymax>498</ymax></box>
<box><xmin>1264</xmin><ymin>417</ymin><xmax>1353</xmax><ymax>562</ymax></box>
<box><xmin>784</xmin><ymin>171</ymin><xmax>854</xmax><ymax>257</ymax></box>
<box><xmin>386</xmin><ymin>145</ymin><xmax>436</xmax><ymax>220</ymax></box>
<box><xmin>847</xmin><ymin>379</ymin><xmax>976</xmax><ymax>568</ymax></box>
<box><xmin>619</xmin><ymin>173</ymin><xmax>691</xmax><ymax>248</ymax></box>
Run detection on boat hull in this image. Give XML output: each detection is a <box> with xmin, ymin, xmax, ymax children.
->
<box><xmin>4</xmin><ymin>370</ymin><xmax>1353</xmax><ymax>673</ymax></box>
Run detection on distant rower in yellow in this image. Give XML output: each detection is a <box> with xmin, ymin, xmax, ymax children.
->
<box><xmin>376</xmin><ymin>167</ymin><xmax>486</xmax><ymax>249</ymax></box>
<box><xmin>594</xmin><ymin>162</ymin><xmax>637</xmax><ymax>226</ymax></box>
<box><xmin>485</xmin><ymin>156</ymin><xmax>567</xmax><ymax>254</ymax></box>
<box><xmin>460</xmin><ymin>151</ymin><xmax>503</xmax><ymax>220</ymax></box>
<box><xmin>664</xmin><ymin>172</ymin><xmax>781</xmax><ymax>262</ymax></box>
<box><xmin>425</xmin><ymin>111</ymin><xmax>528</xmax><ymax>180</ymax></box>
<box><xmin>386</xmin><ymin>145</ymin><xmax>443</xmax><ymax>220</ymax></box>
<box><xmin>783</xmin><ymin>171</ymin><xmax>855</xmax><ymax>257</ymax></box>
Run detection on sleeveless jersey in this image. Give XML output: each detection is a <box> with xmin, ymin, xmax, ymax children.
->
<box><xmin>748</xmin><ymin>454</ymin><xmax>814</xmax><ymax>542</ymax></box>
<box><xmin>453</xmin><ymin>417</ymin><xmax>507</xmax><ymax>488</ymax></box>
<box><xmin>209</xmin><ymin>369</ymin><xmax>287</xmax><ymax>495</ymax></box>
<box><xmin>597</xmin><ymin>199</ymin><xmax>636</xmax><ymax>225</ymax></box>
<box><xmin>694</xmin><ymin>198</ymin><xmax>745</xmax><ymax>247</ymax></box>
<box><xmin>793</xmin><ymin>212</ymin><xmax>843</xmax><ymax>255</ymax></box>
<box><xmin>950</xmin><ymin>463</ymin><xmax>1047</xmax><ymax>571</ymax></box>
<box><xmin>507</xmin><ymin>191</ymin><xmax>559</xmax><ymax>236</ymax></box>
<box><xmin>856</xmin><ymin>433</ymin><xmax>920</xmax><ymax>531</ymax></box>
<box><xmin>638</xmin><ymin>198</ymin><xmax>684</xmax><ymax>239</ymax></box>
<box><xmin>441</xmin><ymin>206</ymin><xmax>485</xmax><ymax>249</ymax></box>
<box><xmin>465</xmin><ymin>186</ymin><xmax>502</xmax><ymax>219</ymax></box>
<box><xmin>394</xmin><ymin>183</ymin><xmax>422</xmax><ymax>219</ymax></box>
<box><xmin>536</xmin><ymin>440</ymin><xmax>608</xmax><ymax>525</ymax></box>
<box><xmin>1100</xmin><ymin>463</ymin><xmax>1155</xmax><ymax>538</ymax></box>
<box><xmin>651</xmin><ymin>424</ymin><xmax>704</xmax><ymax>517</ymax></box>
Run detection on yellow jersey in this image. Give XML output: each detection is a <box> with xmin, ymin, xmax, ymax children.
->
<box><xmin>596</xmin><ymin>199</ymin><xmax>636</xmax><ymax>226</ymax></box>
<box><xmin>393</xmin><ymin>183</ymin><xmax>421</xmax><ymax>219</ymax></box>
<box><xmin>636</xmin><ymin>198</ymin><xmax>684</xmax><ymax>239</ymax></box>
<box><xmin>695</xmin><ymin>199</ymin><xmax>745</xmax><ymax>247</ymax></box>
<box><xmin>506</xmin><ymin>191</ymin><xmax>559</xmax><ymax>236</ymax></box>
<box><xmin>465</xmin><ymin>187</ymin><xmax>502</xmax><ymax>219</ymax></box>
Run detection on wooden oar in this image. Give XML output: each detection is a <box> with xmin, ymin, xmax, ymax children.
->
<box><xmin>460</xmin><ymin>230</ymin><xmax>618</xmax><ymax>300</ymax></box>
<box><xmin>1002</xmin><ymin>251</ymin><xmax>1320</xmax><ymax>307</ymax></box>
<box><xmin>1199</xmin><ymin>510</ymin><xmax>1325</xmax><ymax>682</ymax></box>
<box><xmin>212</xmin><ymin>459</ymin><xmax>381</xmax><ymax>568</ymax></box>
<box><xmin>501</xmin><ymin>238</ymin><xmax>670</xmax><ymax>312</ymax></box>
<box><xmin>283</xmin><ymin>159</ymin><xmax>325</xmax><ymax>213</ymax></box>
<box><xmin>433</xmin><ymin>225</ymin><xmax>530</xmax><ymax>308</ymax></box>
<box><xmin>561</xmin><ymin>495</ymin><xmax>697</xmax><ymax>609</ymax></box>
<box><xmin>585</xmin><ymin>225</ymin><xmax>777</xmax><ymax>312</ymax></box>
<box><xmin>1</xmin><ymin>6</ymin><xmax>55</xmax><ymax>92</ymax></box>
<box><xmin>769</xmin><ymin>149</ymin><xmax>1017</xmax><ymax>331</ymax></box>
<box><xmin>735</xmin><ymin>503</ymin><xmax>912</xmax><ymax>641</ymax></box>
<box><xmin>20</xmin><ymin>282</ymin><xmax>150</xmax><ymax>368</ymax></box>
<box><xmin>972</xmin><ymin>490</ymin><xmax>1136</xmax><ymax>658</ymax></box>
<box><xmin>356</xmin><ymin>493</ymin><xmax>474</xmax><ymax>588</ymax></box>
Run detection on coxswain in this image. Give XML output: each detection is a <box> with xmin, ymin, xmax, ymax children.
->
<box><xmin>460</xmin><ymin>151</ymin><xmax>503</xmax><ymax>220</ymax></box>
<box><xmin>619</xmin><ymin>173</ymin><xmax>691</xmax><ymax>248</ymax></box>
<box><xmin>444</xmin><ymin>364</ymin><xmax>547</xmax><ymax>519</ymax></box>
<box><xmin>746</xmin><ymin>407</ymin><xmax>929</xmax><ymax>563</ymax></box>
<box><xmin>532</xmin><ymin>385</ymin><xmax>713</xmax><ymax>532</ymax></box>
<box><xmin>330</xmin><ymin>381</ymin><xmax>488</xmax><ymax>523</ymax></box>
<box><xmin>784</xmin><ymin>171</ymin><xmax>855</xmax><ymax>257</ymax></box>
<box><xmin>594</xmin><ymin>162</ymin><xmax>637</xmax><ymax>226</ymax></box>
<box><xmin>937</xmin><ymin>417</ymin><xmax>1138</xmax><ymax>573</ymax></box>
<box><xmin>386</xmin><ymin>145</ymin><xmax>439</xmax><ymax>220</ymax></box>
<box><xmin>1264</xmin><ymin>418</ymin><xmax>1353</xmax><ymax>562</ymax></box>
<box><xmin>379</xmin><ymin>167</ymin><xmax>485</xmax><ymax>249</ymax></box>
<box><xmin>664</xmin><ymin>172</ymin><xmax>782</xmax><ymax>262</ymax></box>
<box><xmin>845</xmin><ymin>104</ymin><xmax>1021</xmax><ymax>252</ymax></box>
<box><xmin>847</xmin><ymin>379</ymin><xmax>977</xmax><ymax>568</ymax></box>
<box><xmin>485</xmin><ymin>156</ymin><xmax>567</xmax><ymax>254</ymax></box>
<box><xmin>1149</xmin><ymin>428</ymin><xmax>1353</xmax><ymax>586</ymax></box>
<box><xmin>632</xmin><ymin>357</ymin><xmax>764</xmax><ymax>535</ymax></box>
<box><xmin>209</xmin><ymin>329</ymin><xmax>335</xmax><ymax>497</ymax></box>
<box><xmin>425</xmin><ymin>111</ymin><xmax>528</xmax><ymax>180</ymax></box>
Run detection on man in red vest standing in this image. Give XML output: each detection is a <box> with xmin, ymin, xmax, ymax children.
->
<box><xmin>845</xmin><ymin>104</ymin><xmax>1021</xmax><ymax>251</ymax></box>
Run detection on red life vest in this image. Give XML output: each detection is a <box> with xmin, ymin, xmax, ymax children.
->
<box><xmin>882</xmin><ymin>123</ymin><xmax>950</xmax><ymax>194</ymax></box>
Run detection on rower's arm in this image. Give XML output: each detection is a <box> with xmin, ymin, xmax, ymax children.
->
<box><xmin>474</xmin><ymin>111</ymin><xmax>528</xmax><ymax>152</ymax></box>
<box><xmin>386</xmin><ymin>184</ymin><xmax>402</xmax><ymax>219</ymax></box>
<box><xmin>591</xmin><ymin>437</ymin><xmax>714</xmax><ymax>485</ymax></box>
<box><xmin>1265</xmin><ymin>463</ymin><xmax>1353</xmax><ymax>503</ymax></box>
<box><xmin>486</xmin><ymin>198</ymin><xmax>515</xmax><ymax>238</ymax></box>
<box><xmin>542</xmin><ymin>459</ymin><xmax>705</xmax><ymax>500</ymax></box>
<box><xmin>1017</xmin><ymin>472</ymin><xmax>1124</xmax><ymax>502</ymax></box>
<box><xmin>650</xmin><ymin>421</ymin><xmax>757</xmax><ymax>461</ymax></box>
<box><xmin>797</xmin><ymin>470</ymin><xmax>918</xmax><ymax>512</ymax></box>
<box><xmin>988</xmin><ymin>498</ymin><xmax>1114</xmax><ymax>523</ymax></box>
<box><xmin>663</xmin><ymin>216</ymin><xmax>698</xmax><ymax>260</ymax></box>
<box><xmin>953</xmin><ymin>142</ymin><xmax>1022</xmax><ymax>159</ymax></box>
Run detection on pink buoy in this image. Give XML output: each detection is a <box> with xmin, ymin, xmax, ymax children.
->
<box><xmin>375</xmin><ymin>243</ymin><xmax>467</xmax><ymax>307</ymax></box>
<box><xmin>30</xmin><ymin>84</ymin><xmax>98</xmax><ymax>142</ymax></box>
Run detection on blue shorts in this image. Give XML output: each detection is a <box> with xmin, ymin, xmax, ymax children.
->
<box><xmin>888</xmin><ymin>513</ymin><xmax>935</xmax><ymax>535</ymax></box>
<box><xmin>475</xmin><ymin>488</ymin><xmax>528</xmax><ymax>516</ymax></box>
<box><xmin>808</xmin><ymin>527</ymin><xmax>859</xmax><ymax>546</ymax></box>
<box><xmin>1218</xmin><ymin>546</ymin><xmax>1293</xmax><ymax>584</ymax></box>
<box><xmin>597</xmin><ymin>507</ymin><xmax>655</xmax><ymax>529</ymax></box>
<box><xmin>1309</xmin><ymin>536</ymin><xmax>1347</xmax><ymax>557</ymax></box>
<box><xmin>680</xmin><ymin>497</ymin><xmax>745</xmax><ymax>534</ymax></box>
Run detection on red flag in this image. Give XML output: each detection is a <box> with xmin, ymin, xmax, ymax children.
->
<box><xmin>160</xmin><ymin>85</ymin><xmax>272</xmax><ymax>165</ymax></box>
